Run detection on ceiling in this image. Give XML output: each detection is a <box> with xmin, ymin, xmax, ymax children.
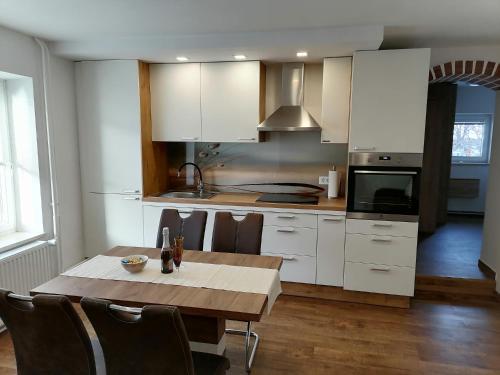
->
<box><xmin>0</xmin><ymin>0</ymin><xmax>499</xmax><ymax>61</ymax></box>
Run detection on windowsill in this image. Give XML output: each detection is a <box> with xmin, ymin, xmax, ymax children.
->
<box><xmin>452</xmin><ymin>162</ymin><xmax>490</xmax><ymax>166</ymax></box>
<box><xmin>0</xmin><ymin>232</ymin><xmax>45</xmax><ymax>254</ymax></box>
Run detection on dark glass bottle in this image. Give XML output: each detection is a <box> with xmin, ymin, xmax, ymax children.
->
<box><xmin>160</xmin><ymin>227</ymin><xmax>173</xmax><ymax>274</ymax></box>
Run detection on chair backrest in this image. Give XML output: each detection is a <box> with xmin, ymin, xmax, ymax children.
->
<box><xmin>80</xmin><ymin>297</ymin><xmax>195</xmax><ymax>375</ymax></box>
<box><xmin>156</xmin><ymin>209</ymin><xmax>207</xmax><ymax>250</ymax></box>
<box><xmin>211</xmin><ymin>212</ymin><xmax>264</xmax><ymax>255</ymax></box>
<box><xmin>0</xmin><ymin>289</ymin><xmax>96</xmax><ymax>375</ymax></box>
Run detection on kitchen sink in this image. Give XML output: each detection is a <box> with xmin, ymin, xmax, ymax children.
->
<box><xmin>161</xmin><ymin>191</ymin><xmax>216</xmax><ymax>199</ymax></box>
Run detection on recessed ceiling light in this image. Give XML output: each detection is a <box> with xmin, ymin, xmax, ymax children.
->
<box><xmin>176</xmin><ymin>56</ymin><xmax>189</xmax><ymax>62</ymax></box>
<box><xmin>233</xmin><ymin>54</ymin><xmax>247</xmax><ymax>60</ymax></box>
<box><xmin>469</xmin><ymin>83</ymin><xmax>479</xmax><ymax>87</ymax></box>
<box><xmin>296</xmin><ymin>51</ymin><xmax>308</xmax><ymax>57</ymax></box>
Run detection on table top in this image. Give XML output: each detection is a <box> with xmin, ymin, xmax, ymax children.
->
<box><xmin>31</xmin><ymin>246</ymin><xmax>283</xmax><ymax>322</ymax></box>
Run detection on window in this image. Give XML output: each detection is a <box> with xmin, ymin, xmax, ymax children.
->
<box><xmin>0</xmin><ymin>80</ymin><xmax>16</xmax><ymax>236</ymax></box>
<box><xmin>452</xmin><ymin>114</ymin><xmax>493</xmax><ymax>164</ymax></box>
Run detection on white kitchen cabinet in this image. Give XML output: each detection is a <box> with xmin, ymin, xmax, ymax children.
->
<box><xmin>201</xmin><ymin>61</ymin><xmax>262</xmax><ymax>143</ymax></box>
<box><xmin>82</xmin><ymin>193</ymin><xmax>143</xmax><ymax>258</ymax></box>
<box><xmin>321</xmin><ymin>57</ymin><xmax>352</xmax><ymax>144</ymax></box>
<box><xmin>262</xmin><ymin>252</ymin><xmax>316</xmax><ymax>284</ymax></box>
<box><xmin>349</xmin><ymin>49</ymin><xmax>430</xmax><ymax>153</ymax></box>
<box><xmin>75</xmin><ymin>60</ymin><xmax>142</xmax><ymax>194</ymax></box>
<box><xmin>150</xmin><ymin>63</ymin><xmax>202</xmax><ymax>142</ymax></box>
<box><xmin>261</xmin><ymin>226</ymin><xmax>317</xmax><ymax>257</ymax></box>
<box><xmin>316</xmin><ymin>215</ymin><xmax>346</xmax><ymax>286</ymax></box>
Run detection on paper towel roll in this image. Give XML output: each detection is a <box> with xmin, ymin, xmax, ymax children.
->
<box><xmin>328</xmin><ymin>170</ymin><xmax>339</xmax><ymax>198</ymax></box>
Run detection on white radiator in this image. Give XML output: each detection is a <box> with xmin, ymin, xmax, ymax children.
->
<box><xmin>0</xmin><ymin>241</ymin><xmax>58</xmax><ymax>295</ymax></box>
<box><xmin>0</xmin><ymin>241</ymin><xmax>57</xmax><ymax>331</ymax></box>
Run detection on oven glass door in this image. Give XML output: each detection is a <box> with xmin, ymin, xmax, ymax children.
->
<box><xmin>348</xmin><ymin>167</ymin><xmax>420</xmax><ymax>215</ymax></box>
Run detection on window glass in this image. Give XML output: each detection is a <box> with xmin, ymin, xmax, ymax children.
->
<box><xmin>452</xmin><ymin>114</ymin><xmax>493</xmax><ymax>163</ymax></box>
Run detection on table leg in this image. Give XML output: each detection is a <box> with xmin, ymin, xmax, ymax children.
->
<box><xmin>182</xmin><ymin>315</ymin><xmax>226</xmax><ymax>355</ymax></box>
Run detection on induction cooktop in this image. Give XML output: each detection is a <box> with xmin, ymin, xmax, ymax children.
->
<box><xmin>256</xmin><ymin>193</ymin><xmax>319</xmax><ymax>205</ymax></box>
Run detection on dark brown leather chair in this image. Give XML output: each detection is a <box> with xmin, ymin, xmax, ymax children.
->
<box><xmin>156</xmin><ymin>209</ymin><xmax>207</xmax><ymax>250</ymax></box>
<box><xmin>80</xmin><ymin>297</ymin><xmax>230</xmax><ymax>375</ymax></box>
<box><xmin>0</xmin><ymin>289</ymin><xmax>104</xmax><ymax>375</ymax></box>
<box><xmin>211</xmin><ymin>212</ymin><xmax>264</xmax><ymax>255</ymax></box>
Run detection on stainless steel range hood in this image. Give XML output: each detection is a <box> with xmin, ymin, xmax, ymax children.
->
<box><xmin>258</xmin><ymin>63</ymin><xmax>321</xmax><ymax>132</ymax></box>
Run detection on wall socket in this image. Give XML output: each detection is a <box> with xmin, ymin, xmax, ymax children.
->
<box><xmin>318</xmin><ymin>176</ymin><xmax>329</xmax><ymax>185</ymax></box>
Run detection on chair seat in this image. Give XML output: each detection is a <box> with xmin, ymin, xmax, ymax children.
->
<box><xmin>192</xmin><ymin>351</ymin><xmax>230</xmax><ymax>375</ymax></box>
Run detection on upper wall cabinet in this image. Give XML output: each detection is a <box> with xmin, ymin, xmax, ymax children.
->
<box><xmin>75</xmin><ymin>60</ymin><xmax>142</xmax><ymax>194</ymax></box>
<box><xmin>321</xmin><ymin>57</ymin><xmax>352</xmax><ymax>144</ymax></box>
<box><xmin>150</xmin><ymin>63</ymin><xmax>202</xmax><ymax>142</ymax></box>
<box><xmin>201</xmin><ymin>61</ymin><xmax>264</xmax><ymax>143</ymax></box>
<box><xmin>349</xmin><ymin>49</ymin><xmax>431</xmax><ymax>153</ymax></box>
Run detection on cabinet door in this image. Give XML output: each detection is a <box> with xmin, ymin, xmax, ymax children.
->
<box><xmin>150</xmin><ymin>64</ymin><xmax>202</xmax><ymax>142</ymax></box>
<box><xmin>349</xmin><ymin>49</ymin><xmax>430</xmax><ymax>153</ymax></box>
<box><xmin>201</xmin><ymin>61</ymin><xmax>261</xmax><ymax>143</ymax></box>
<box><xmin>321</xmin><ymin>57</ymin><xmax>352</xmax><ymax>144</ymax></box>
<box><xmin>82</xmin><ymin>193</ymin><xmax>143</xmax><ymax>258</ymax></box>
<box><xmin>76</xmin><ymin>61</ymin><xmax>142</xmax><ymax>194</ymax></box>
<box><xmin>316</xmin><ymin>215</ymin><xmax>346</xmax><ymax>286</ymax></box>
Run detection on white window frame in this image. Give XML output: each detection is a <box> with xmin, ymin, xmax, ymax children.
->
<box><xmin>452</xmin><ymin>113</ymin><xmax>493</xmax><ymax>164</ymax></box>
<box><xmin>0</xmin><ymin>80</ymin><xmax>16</xmax><ymax>236</ymax></box>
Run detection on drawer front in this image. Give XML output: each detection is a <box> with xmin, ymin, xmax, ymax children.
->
<box><xmin>345</xmin><ymin>234</ymin><xmax>417</xmax><ymax>267</ymax></box>
<box><xmin>263</xmin><ymin>252</ymin><xmax>316</xmax><ymax>284</ymax></box>
<box><xmin>346</xmin><ymin>219</ymin><xmax>418</xmax><ymax>238</ymax></box>
<box><xmin>316</xmin><ymin>215</ymin><xmax>346</xmax><ymax>287</ymax></box>
<box><xmin>263</xmin><ymin>212</ymin><xmax>317</xmax><ymax>228</ymax></box>
<box><xmin>261</xmin><ymin>226</ymin><xmax>317</xmax><ymax>256</ymax></box>
<box><xmin>344</xmin><ymin>261</ymin><xmax>415</xmax><ymax>296</ymax></box>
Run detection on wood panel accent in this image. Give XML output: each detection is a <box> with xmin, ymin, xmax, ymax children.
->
<box><xmin>139</xmin><ymin>61</ymin><xmax>169</xmax><ymax>197</ymax></box>
<box><xmin>419</xmin><ymin>83</ymin><xmax>457</xmax><ymax>233</ymax></box>
<box><xmin>31</xmin><ymin>246</ymin><xmax>282</xmax><ymax>322</ymax></box>
<box><xmin>143</xmin><ymin>192</ymin><xmax>347</xmax><ymax>212</ymax></box>
<box><xmin>415</xmin><ymin>274</ymin><xmax>498</xmax><ymax>304</ymax></box>
<box><xmin>258</xmin><ymin>62</ymin><xmax>266</xmax><ymax>142</ymax></box>
<box><xmin>182</xmin><ymin>315</ymin><xmax>225</xmax><ymax>344</ymax></box>
<box><xmin>281</xmin><ymin>282</ymin><xmax>410</xmax><ymax>309</ymax></box>
<box><xmin>448</xmin><ymin>178</ymin><xmax>480</xmax><ymax>198</ymax></box>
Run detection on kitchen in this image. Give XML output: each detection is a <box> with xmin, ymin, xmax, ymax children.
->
<box><xmin>77</xmin><ymin>48</ymin><xmax>429</xmax><ymax>306</ymax></box>
<box><xmin>1</xmin><ymin>2</ymin><xmax>500</xmax><ymax>374</ymax></box>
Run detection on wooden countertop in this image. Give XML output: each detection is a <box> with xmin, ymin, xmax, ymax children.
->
<box><xmin>143</xmin><ymin>192</ymin><xmax>346</xmax><ymax>212</ymax></box>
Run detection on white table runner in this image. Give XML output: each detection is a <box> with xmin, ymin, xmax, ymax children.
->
<box><xmin>62</xmin><ymin>255</ymin><xmax>282</xmax><ymax>313</ymax></box>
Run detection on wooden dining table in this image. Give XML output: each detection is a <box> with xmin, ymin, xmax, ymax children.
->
<box><xmin>30</xmin><ymin>246</ymin><xmax>283</xmax><ymax>370</ymax></box>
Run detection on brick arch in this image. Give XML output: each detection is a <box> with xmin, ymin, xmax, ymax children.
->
<box><xmin>429</xmin><ymin>60</ymin><xmax>500</xmax><ymax>90</ymax></box>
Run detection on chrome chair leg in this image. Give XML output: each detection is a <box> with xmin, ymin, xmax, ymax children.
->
<box><xmin>225</xmin><ymin>321</ymin><xmax>259</xmax><ymax>372</ymax></box>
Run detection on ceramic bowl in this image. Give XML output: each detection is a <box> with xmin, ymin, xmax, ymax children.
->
<box><xmin>120</xmin><ymin>255</ymin><xmax>148</xmax><ymax>273</ymax></box>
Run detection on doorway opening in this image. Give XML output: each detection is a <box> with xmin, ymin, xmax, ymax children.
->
<box><xmin>417</xmin><ymin>61</ymin><xmax>498</xmax><ymax>281</ymax></box>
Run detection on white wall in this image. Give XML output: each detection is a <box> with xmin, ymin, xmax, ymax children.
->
<box><xmin>430</xmin><ymin>45</ymin><xmax>500</xmax><ymax>66</ymax></box>
<box><xmin>448</xmin><ymin>86</ymin><xmax>496</xmax><ymax>213</ymax></box>
<box><xmin>481</xmin><ymin>93</ymin><xmax>500</xmax><ymax>292</ymax></box>
<box><xmin>47</xmin><ymin>56</ymin><xmax>84</xmax><ymax>269</ymax></box>
<box><xmin>0</xmin><ymin>25</ymin><xmax>84</xmax><ymax>269</ymax></box>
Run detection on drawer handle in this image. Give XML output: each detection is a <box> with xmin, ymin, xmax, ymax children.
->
<box><xmin>371</xmin><ymin>238</ymin><xmax>393</xmax><ymax>243</ymax></box>
<box><xmin>282</xmin><ymin>256</ymin><xmax>297</xmax><ymax>261</ymax></box>
<box><xmin>370</xmin><ymin>267</ymin><xmax>391</xmax><ymax>272</ymax></box>
<box><xmin>123</xmin><ymin>197</ymin><xmax>140</xmax><ymax>201</ymax></box>
<box><xmin>323</xmin><ymin>217</ymin><xmax>344</xmax><ymax>222</ymax></box>
<box><xmin>372</xmin><ymin>223</ymin><xmax>393</xmax><ymax>228</ymax></box>
<box><xmin>277</xmin><ymin>228</ymin><xmax>295</xmax><ymax>233</ymax></box>
<box><xmin>237</xmin><ymin>137</ymin><xmax>256</xmax><ymax>141</ymax></box>
<box><xmin>181</xmin><ymin>137</ymin><xmax>198</xmax><ymax>140</ymax></box>
<box><xmin>123</xmin><ymin>189</ymin><xmax>140</xmax><ymax>194</ymax></box>
<box><xmin>353</xmin><ymin>146</ymin><xmax>376</xmax><ymax>151</ymax></box>
<box><xmin>277</xmin><ymin>215</ymin><xmax>295</xmax><ymax>219</ymax></box>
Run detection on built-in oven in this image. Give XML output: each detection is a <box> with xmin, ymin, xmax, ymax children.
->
<box><xmin>347</xmin><ymin>153</ymin><xmax>423</xmax><ymax>222</ymax></box>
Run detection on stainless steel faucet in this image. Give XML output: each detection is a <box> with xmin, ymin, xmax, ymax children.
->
<box><xmin>177</xmin><ymin>162</ymin><xmax>204</xmax><ymax>193</ymax></box>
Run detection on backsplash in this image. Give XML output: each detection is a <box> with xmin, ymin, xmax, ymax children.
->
<box><xmin>167</xmin><ymin>132</ymin><xmax>347</xmax><ymax>196</ymax></box>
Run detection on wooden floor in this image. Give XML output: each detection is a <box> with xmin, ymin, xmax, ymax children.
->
<box><xmin>1</xmin><ymin>295</ymin><xmax>500</xmax><ymax>374</ymax></box>
<box><xmin>417</xmin><ymin>215</ymin><xmax>491</xmax><ymax>279</ymax></box>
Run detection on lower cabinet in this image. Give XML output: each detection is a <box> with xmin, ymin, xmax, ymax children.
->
<box><xmin>82</xmin><ymin>193</ymin><xmax>143</xmax><ymax>258</ymax></box>
<box><xmin>316</xmin><ymin>215</ymin><xmax>346</xmax><ymax>287</ymax></box>
<box><xmin>262</xmin><ymin>252</ymin><xmax>316</xmax><ymax>284</ymax></box>
<box><xmin>343</xmin><ymin>262</ymin><xmax>415</xmax><ymax>296</ymax></box>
